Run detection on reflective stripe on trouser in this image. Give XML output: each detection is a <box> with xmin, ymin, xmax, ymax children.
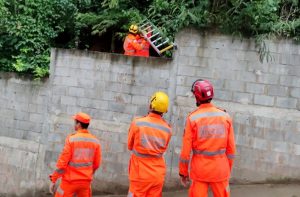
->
<box><xmin>128</xmin><ymin>180</ymin><xmax>164</xmax><ymax>197</ymax></box>
<box><xmin>193</xmin><ymin>149</ymin><xmax>226</xmax><ymax>156</ymax></box>
<box><xmin>189</xmin><ymin>180</ymin><xmax>230</xmax><ymax>197</ymax></box>
<box><xmin>55</xmin><ymin>181</ymin><xmax>91</xmax><ymax>197</ymax></box>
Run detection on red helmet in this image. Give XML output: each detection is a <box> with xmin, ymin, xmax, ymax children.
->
<box><xmin>191</xmin><ymin>79</ymin><xmax>214</xmax><ymax>103</ymax></box>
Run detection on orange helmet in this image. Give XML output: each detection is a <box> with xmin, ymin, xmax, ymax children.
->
<box><xmin>72</xmin><ymin>112</ymin><xmax>91</xmax><ymax>124</ymax></box>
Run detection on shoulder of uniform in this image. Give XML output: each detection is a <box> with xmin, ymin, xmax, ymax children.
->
<box><xmin>216</xmin><ymin>107</ymin><xmax>227</xmax><ymax>112</ymax></box>
<box><xmin>133</xmin><ymin>115</ymin><xmax>146</xmax><ymax>121</ymax></box>
<box><xmin>161</xmin><ymin>118</ymin><xmax>171</xmax><ymax>128</ymax></box>
<box><xmin>188</xmin><ymin>108</ymin><xmax>199</xmax><ymax>117</ymax></box>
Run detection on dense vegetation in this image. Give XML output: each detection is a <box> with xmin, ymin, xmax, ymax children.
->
<box><xmin>0</xmin><ymin>0</ymin><xmax>299</xmax><ymax>78</ymax></box>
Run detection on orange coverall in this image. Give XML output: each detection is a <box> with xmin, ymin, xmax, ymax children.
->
<box><xmin>123</xmin><ymin>33</ymin><xmax>146</xmax><ymax>56</ymax></box>
<box><xmin>50</xmin><ymin>129</ymin><xmax>101</xmax><ymax>197</ymax></box>
<box><xmin>136</xmin><ymin>29</ymin><xmax>152</xmax><ymax>57</ymax></box>
<box><xmin>179</xmin><ymin>103</ymin><xmax>235</xmax><ymax>197</ymax></box>
<box><xmin>128</xmin><ymin>112</ymin><xmax>172</xmax><ymax>197</ymax></box>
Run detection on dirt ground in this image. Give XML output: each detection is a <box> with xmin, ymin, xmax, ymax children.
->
<box><xmin>96</xmin><ymin>184</ymin><xmax>300</xmax><ymax>197</ymax></box>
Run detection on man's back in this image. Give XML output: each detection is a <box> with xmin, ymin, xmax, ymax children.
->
<box><xmin>128</xmin><ymin>113</ymin><xmax>172</xmax><ymax>182</ymax></box>
<box><xmin>180</xmin><ymin>103</ymin><xmax>235</xmax><ymax>182</ymax></box>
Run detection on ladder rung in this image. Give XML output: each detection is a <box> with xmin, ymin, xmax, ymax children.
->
<box><xmin>140</xmin><ymin>22</ymin><xmax>151</xmax><ymax>28</ymax></box>
<box><xmin>153</xmin><ymin>37</ymin><xmax>162</xmax><ymax>43</ymax></box>
<box><xmin>159</xmin><ymin>45</ymin><xmax>174</xmax><ymax>54</ymax></box>
<box><xmin>156</xmin><ymin>39</ymin><xmax>169</xmax><ymax>48</ymax></box>
<box><xmin>142</xmin><ymin>28</ymin><xmax>155</xmax><ymax>34</ymax></box>
<box><xmin>149</xmin><ymin>32</ymin><xmax>160</xmax><ymax>39</ymax></box>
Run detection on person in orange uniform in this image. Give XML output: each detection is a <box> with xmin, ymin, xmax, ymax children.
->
<box><xmin>49</xmin><ymin>112</ymin><xmax>101</xmax><ymax>197</ymax></box>
<box><xmin>127</xmin><ymin>91</ymin><xmax>172</xmax><ymax>197</ymax></box>
<box><xmin>136</xmin><ymin>26</ymin><xmax>152</xmax><ymax>57</ymax></box>
<box><xmin>123</xmin><ymin>24</ymin><xmax>147</xmax><ymax>56</ymax></box>
<box><xmin>179</xmin><ymin>79</ymin><xmax>236</xmax><ymax>197</ymax></box>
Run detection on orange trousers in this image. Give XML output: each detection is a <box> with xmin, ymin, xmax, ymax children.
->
<box><xmin>128</xmin><ymin>180</ymin><xmax>164</xmax><ymax>197</ymax></box>
<box><xmin>55</xmin><ymin>181</ymin><xmax>91</xmax><ymax>197</ymax></box>
<box><xmin>189</xmin><ymin>180</ymin><xmax>230</xmax><ymax>197</ymax></box>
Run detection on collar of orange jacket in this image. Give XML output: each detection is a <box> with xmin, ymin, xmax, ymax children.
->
<box><xmin>148</xmin><ymin>112</ymin><xmax>162</xmax><ymax>119</ymax></box>
<box><xmin>77</xmin><ymin>129</ymin><xmax>89</xmax><ymax>133</ymax></box>
<box><xmin>199</xmin><ymin>102</ymin><xmax>214</xmax><ymax>109</ymax></box>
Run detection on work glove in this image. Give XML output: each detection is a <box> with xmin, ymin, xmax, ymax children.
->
<box><xmin>49</xmin><ymin>182</ymin><xmax>55</xmax><ymax>195</ymax></box>
<box><xmin>180</xmin><ymin>175</ymin><xmax>190</xmax><ymax>187</ymax></box>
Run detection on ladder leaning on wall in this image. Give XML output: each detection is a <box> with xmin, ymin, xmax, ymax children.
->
<box><xmin>138</xmin><ymin>19</ymin><xmax>177</xmax><ymax>56</ymax></box>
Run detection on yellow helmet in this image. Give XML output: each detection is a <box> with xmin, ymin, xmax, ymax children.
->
<box><xmin>129</xmin><ymin>24</ymin><xmax>138</xmax><ymax>34</ymax></box>
<box><xmin>150</xmin><ymin>91</ymin><xmax>169</xmax><ymax>113</ymax></box>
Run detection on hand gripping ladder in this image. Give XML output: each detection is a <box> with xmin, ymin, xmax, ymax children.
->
<box><xmin>138</xmin><ymin>20</ymin><xmax>176</xmax><ymax>56</ymax></box>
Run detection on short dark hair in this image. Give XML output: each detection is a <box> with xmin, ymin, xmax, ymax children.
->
<box><xmin>196</xmin><ymin>98</ymin><xmax>212</xmax><ymax>106</ymax></box>
<box><xmin>76</xmin><ymin>120</ymin><xmax>89</xmax><ymax>129</ymax></box>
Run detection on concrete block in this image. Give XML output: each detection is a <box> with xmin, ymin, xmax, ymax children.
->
<box><xmin>14</xmin><ymin>111</ymin><xmax>29</xmax><ymax>121</ymax></box>
<box><xmin>253</xmin><ymin>137</ymin><xmax>268</xmax><ymax>151</ymax></box>
<box><xmin>177</xmin><ymin>66</ymin><xmax>196</xmax><ymax>77</ymax></box>
<box><xmin>254</xmin><ymin>95</ymin><xmax>274</xmax><ymax>106</ymax></box>
<box><xmin>225</xmin><ymin>80</ymin><xmax>245</xmax><ymax>92</ymax></box>
<box><xmin>67</xmin><ymin>87</ymin><xmax>85</xmax><ymax>97</ymax></box>
<box><xmin>267</xmin><ymin>85</ymin><xmax>288</xmax><ymax>96</ymax></box>
<box><xmin>109</xmin><ymin>72</ymin><xmax>133</xmax><ymax>85</ymax></box>
<box><xmin>61</xmin><ymin>77</ymin><xmax>78</xmax><ymax>87</ymax></box>
<box><xmin>280</xmin><ymin>76</ymin><xmax>300</xmax><ymax>87</ymax></box>
<box><xmin>254</xmin><ymin>116</ymin><xmax>274</xmax><ymax>129</ymax></box>
<box><xmin>235</xmin><ymin>71</ymin><xmax>256</xmax><ymax>82</ymax></box>
<box><xmin>55</xmin><ymin>67</ymin><xmax>70</xmax><ymax>77</ymax></box>
<box><xmin>233</xmin><ymin>92</ymin><xmax>253</xmax><ymax>104</ymax></box>
<box><xmin>271</xmin><ymin>141</ymin><xmax>289</xmax><ymax>153</ymax></box>
<box><xmin>257</xmin><ymin>74</ymin><xmax>280</xmax><ymax>85</ymax></box>
<box><xmin>276</xmin><ymin>97</ymin><xmax>297</xmax><ymax>109</ymax></box>
<box><xmin>214</xmin><ymin>69</ymin><xmax>236</xmax><ymax>80</ymax></box>
<box><xmin>61</xmin><ymin>96</ymin><xmax>77</xmax><ymax>106</ymax></box>
<box><xmin>291</xmin><ymin>88</ymin><xmax>300</xmax><ymax>98</ymax></box>
<box><xmin>234</xmin><ymin>113</ymin><xmax>253</xmax><ymax>126</ymax></box>
<box><xmin>52</xmin><ymin>86</ymin><xmax>67</xmax><ymax>96</ymax></box>
<box><xmin>195</xmin><ymin>68</ymin><xmax>214</xmax><ymax>78</ymax></box>
<box><xmin>77</xmin><ymin>78</ymin><xmax>95</xmax><ymax>88</ymax></box>
<box><xmin>189</xmin><ymin>57</ymin><xmax>209</xmax><ymax>68</ymax></box>
<box><xmin>106</xmin><ymin>82</ymin><xmax>132</xmax><ymax>94</ymax></box>
<box><xmin>179</xmin><ymin>46</ymin><xmax>199</xmax><ymax>57</ymax></box>
<box><xmin>246</xmin><ymin>83</ymin><xmax>265</xmax><ymax>94</ymax></box>
<box><xmin>176</xmin><ymin>86</ymin><xmax>191</xmax><ymax>97</ymax></box>
<box><xmin>214</xmin><ymin>90</ymin><xmax>233</xmax><ymax>101</ymax></box>
<box><xmin>92</xmin><ymin>100</ymin><xmax>109</xmax><ymax>110</ymax></box>
<box><xmin>109</xmin><ymin>142</ymin><xmax>126</xmax><ymax>153</ymax></box>
<box><xmin>29</xmin><ymin>113</ymin><xmax>44</xmax><ymax>123</ymax></box>
<box><xmin>132</xmin><ymin>95</ymin><xmax>148</xmax><ymax>105</ymax></box>
<box><xmin>264</xmin><ymin>129</ymin><xmax>284</xmax><ymax>141</ymax></box>
<box><xmin>268</xmin><ymin>64</ymin><xmax>290</xmax><ymax>75</ymax></box>
<box><xmin>77</xmin><ymin>98</ymin><xmax>93</xmax><ymax>108</ymax></box>
<box><xmin>293</xmin><ymin>144</ymin><xmax>300</xmax><ymax>156</ymax></box>
<box><xmin>198</xmin><ymin>48</ymin><xmax>218</xmax><ymax>58</ymax></box>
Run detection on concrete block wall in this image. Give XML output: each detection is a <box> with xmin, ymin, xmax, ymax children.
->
<box><xmin>172</xmin><ymin>28</ymin><xmax>300</xmax><ymax>182</ymax></box>
<box><xmin>0</xmin><ymin>28</ymin><xmax>299</xmax><ymax>196</ymax></box>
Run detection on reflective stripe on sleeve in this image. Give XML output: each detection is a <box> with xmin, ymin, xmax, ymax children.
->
<box><xmin>227</xmin><ymin>154</ymin><xmax>235</xmax><ymax>159</ymax></box>
<box><xmin>132</xmin><ymin>149</ymin><xmax>162</xmax><ymax>158</ymax></box>
<box><xmin>179</xmin><ymin>158</ymin><xmax>189</xmax><ymax>164</ymax></box>
<box><xmin>190</xmin><ymin>111</ymin><xmax>228</xmax><ymax>121</ymax></box>
<box><xmin>56</xmin><ymin>185</ymin><xmax>64</xmax><ymax>195</ymax></box>
<box><xmin>55</xmin><ymin>168</ymin><xmax>65</xmax><ymax>174</ymax></box>
<box><xmin>69</xmin><ymin>161</ymin><xmax>93</xmax><ymax>167</ymax></box>
<box><xmin>193</xmin><ymin>149</ymin><xmax>226</xmax><ymax>156</ymax></box>
<box><xmin>136</xmin><ymin>121</ymin><xmax>171</xmax><ymax>134</ymax></box>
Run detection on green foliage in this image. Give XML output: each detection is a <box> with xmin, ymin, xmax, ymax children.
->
<box><xmin>0</xmin><ymin>0</ymin><xmax>77</xmax><ymax>78</ymax></box>
<box><xmin>1</xmin><ymin>0</ymin><xmax>300</xmax><ymax>77</ymax></box>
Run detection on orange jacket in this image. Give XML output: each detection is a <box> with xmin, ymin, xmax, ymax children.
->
<box><xmin>136</xmin><ymin>32</ymin><xmax>151</xmax><ymax>57</ymax></box>
<box><xmin>123</xmin><ymin>33</ymin><xmax>146</xmax><ymax>56</ymax></box>
<box><xmin>50</xmin><ymin>129</ymin><xmax>101</xmax><ymax>184</ymax></box>
<box><xmin>179</xmin><ymin>103</ymin><xmax>235</xmax><ymax>182</ymax></box>
<box><xmin>128</xmin><ymin>112</ymin><xmax>172</xmax><ymax>182</ymax></box>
